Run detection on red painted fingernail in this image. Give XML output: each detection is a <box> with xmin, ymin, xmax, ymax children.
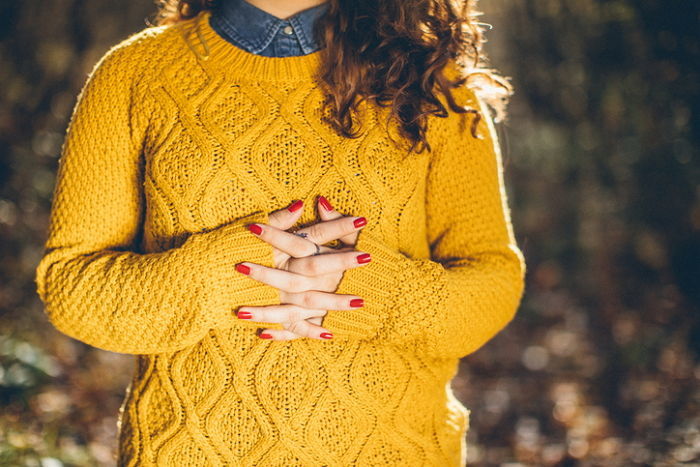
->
<box><xmin>288</xmin><ymin>200</ymin><xmax>303</xmax><ymax>212</ymax></box>
<box><xmin>259</xmin><ymin>333</ymin><xmax>273</xmax><ymax>339</ymax></box>
<box><xmin>237</xmin><ymin>311</ymin><xmax>252</xmax><ymax>319</ymax></box>
<box><xmin>354</xmin><ymin>217</ymin><xmax>367</xmax><ymax>228</ymax></box>
<box><xmin>319</xmin><ymin>196</ymin><xmax>334</xmax><ymax>211</ymax></box>
<box><xmin>320</xmin><ymin>332</ymin><xmax>333</xmax><ymax>339</ymax></box>
<box><xmin>350</xmin><ymin>298</ymin><xmax>364</xmax><ymax>307</ymax></box>
<box><xmin>247</xmin><ymin>223</ymin><xmax>262</xmax><ymax>235</ymax></box>
<box><xmin>356</xmin><ymin>253</ymin><xmax>371</xmax><ymax>264</ymax></box>
<box><xmin>235</xmin><ymin>263</ymin><xmax>251</xmax><ymax>275</ymax></box>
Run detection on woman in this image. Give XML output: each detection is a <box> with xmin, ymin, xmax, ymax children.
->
<box><xmin>34</xmin><ymin>0</ymin><xmax>526</xmax><ymax>465</ymax></box>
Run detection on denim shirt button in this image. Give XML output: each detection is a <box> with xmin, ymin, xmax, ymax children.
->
<box><xmin>209</xmin><ymin>0</ymin><xmax>328</xmax><ymax>57</ymax></box>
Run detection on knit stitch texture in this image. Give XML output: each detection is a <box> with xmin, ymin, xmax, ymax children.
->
<box><xmin>34</xmin><ymin>10</ymin><xmax>526</xmax><ymax>466</ymax></box>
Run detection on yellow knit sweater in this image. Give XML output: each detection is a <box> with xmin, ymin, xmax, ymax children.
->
<box><xmin>34</xmin><ymin>10</ymin><xmax>526</xmax><ymax>467</ymax></box>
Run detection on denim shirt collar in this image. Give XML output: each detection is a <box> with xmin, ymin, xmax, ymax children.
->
<box><xmin>210</xmin><ymin>0</ymin><xmax>328</xmax><ymax>55</ymax></box>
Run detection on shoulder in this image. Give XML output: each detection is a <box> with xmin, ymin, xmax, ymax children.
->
<box><xmin>429</xmin><ymin>59</ymin><xmax>490</xmax><ymax>147</ymax></box>
<box><xmin>83</xmin><ymin>22</ymin><xmax>183</xmax><ymax>88</ymax></box>
<box><xmin>438</xmin><ymin>59</ymin><xmax>482</xmax><ymax>109</ymax></box>
<box><xmin>423</xmin><ymin>59</ymin><xmax>508</xmax><ymax>168</ymax></box>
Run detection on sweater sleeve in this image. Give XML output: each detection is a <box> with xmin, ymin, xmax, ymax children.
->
<box><xmin>322</xmin><ymin>84</ymin><xmax>526</xmax><ymax>359</ymax></box>
<box><xmin>34</xmin><ymin>40</ymin><xmax>281</xmax><ymax>356</ymax></box>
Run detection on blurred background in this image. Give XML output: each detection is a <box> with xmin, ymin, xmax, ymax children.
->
<box><xmin>1</xmin><ymin>0</ymin><xmax>698</xmax><ymax>465</ymax></box>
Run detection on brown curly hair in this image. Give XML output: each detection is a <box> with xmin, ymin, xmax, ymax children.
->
<box><xmin>147</xmin><ymin>0</ymin><xmax>513</xmax><ymax>154</ymax></box>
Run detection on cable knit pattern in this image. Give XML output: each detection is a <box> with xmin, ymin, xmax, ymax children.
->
<box><xmin>34</xmin><ymin>10</ymin><xmax>526</xmax><ymax>466</ymax></box>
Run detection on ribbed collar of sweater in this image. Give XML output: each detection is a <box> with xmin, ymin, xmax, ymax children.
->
<box><xmin>179</xmin><ymin>9</ymin><xmax>325</xmax><ymax>82</ymax></box>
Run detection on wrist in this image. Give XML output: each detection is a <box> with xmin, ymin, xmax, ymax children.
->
<box><xmin>321</xmin><ymin>229</ymin><xmax>402</xmax><ymax>339</ymax></box>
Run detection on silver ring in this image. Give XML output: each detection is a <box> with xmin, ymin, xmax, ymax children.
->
<box><xmin>293</xmin><ymin>231</ymin><xmax>321</xmax><ymax>255</ymax></box>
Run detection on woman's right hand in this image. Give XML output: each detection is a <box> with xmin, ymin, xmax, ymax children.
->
<box><xmin>236</xmin><ymin>197</ymin><xmax>369</xmax><ymax>340</ymax></box>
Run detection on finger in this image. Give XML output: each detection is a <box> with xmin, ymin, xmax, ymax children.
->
<box><xmin>286</xmin><ymin>319</ymin><xmax>334</xmax><ymax>340</ymax></box>
<box><xmin>289</xmin><ymin>250</ymin><xmax>372</xmax><ymax>277</ymax></box>
<box><xmin>317</xmin><ymin>195</ymin><xmax>363</xmax><ymax>246</ymax></box>
<box><xmin>257</xmin><ymin>328</ymin><xmax>301</xmax><ymax>341</ymax></box>
<box><xmin>295</xmin><ymin>215</ymin><xmax>367</xmax><ymax>246</ymax></box>
<box><xmin>235</xmin><ymin>262</ymin><xmax>312</xmax><ymax>293</ymax></box>
<box><xmin>237</xmin><ymin>304</ymin><xmax>326</xmax><ymax>323</ymax></box>
<box><xmin>247</xmin><ymin>222</ymin><xmax>337</xmax><ymax>258</ymax></box>
<box><xmin>267</xmin><ymin>199</ymin><xmax>305</xmax><ymax>230</ymax></box>
<box><xmin>284</xmin><ymin>320</ymin><xmax>333</xmax><ymax>340</ymax></box>
<box><xmin>284</xmin><ymin>290</ymin><xmax>364</xmax><ymax>310</ymax></box>
<box><xmin>259</xmin><ymin>319</ymin><xmax>333</xmax><ymax>341</ymax></box>
<box><xmin>317</xmin><ymin>195</ymin><xmax>342</xmax><ymax>221</ymax></box>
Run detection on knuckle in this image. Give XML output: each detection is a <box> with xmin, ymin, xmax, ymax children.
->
<box><xmin>287</xmin><ymin>278</ymin><xmax>299</xmax><ymax>292</ymax></box>
<box><xmin>287</xmin><ymin>306</ymin><xmax>303</xmax><ymax>323</ymax></box>
<box><xmin>301</xmin><ymin>292</ymin><xmax>316</xmax><ymax>309</ymax></box>
<box><xmin>287</xmin><ymin>276</ymin><xmax>306</xmax><ymax>292</ymax></box>
<box><xmin>307</xmin><ymin>223</ymin><xmax>324</xmax><ymax>241</ymax></box>
<box><xmin>304</xmin><ymin>258</ymin><xmax>318</xmax><ymax>275</ymax></box>
<box><xmin>286</xmin><ymin>320</ymin><xmax>303</xmax><ymax>335</ymax></box>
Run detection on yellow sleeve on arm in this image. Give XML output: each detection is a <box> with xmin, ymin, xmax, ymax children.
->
<box><xmin>323</xmin><ymin>86</ymin><xmax>526</xmax><ymax>359</ymax></box>
<box><xmin>34</xmin><ymin>41</ymin><xmax>280</xmax><ymax>356</ymax></box>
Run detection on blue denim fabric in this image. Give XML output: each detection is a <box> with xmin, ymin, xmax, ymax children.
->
<box><xmin>209</xmin><ymin>0</ymin><xmax>328</xmax><ymax>57</ymax></box>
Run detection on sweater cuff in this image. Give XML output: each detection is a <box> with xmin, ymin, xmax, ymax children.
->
<box><xmin>187</xmin><ymin>210</ymin><xmax>283</xmax><ymax>332</ymax></box>
<box><xmin>322</xmin><ymin>229</ymin><xmax>403</xmax><ymax>339</ymax></box>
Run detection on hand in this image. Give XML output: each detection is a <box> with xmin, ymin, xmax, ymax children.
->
<box><xmin>255</xmin><ymin>198</ymin><xmax>354</xmax><ymax>269</ymax></box>
<box><xmin>254</xmin><ymin>199</ymin><xmax>328</xmax><ymax>264</ymax></box>
<box><xmin>235</xmin><ymin>196</ymin><xmax>371</xmax><ymax>340</ymax></box>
